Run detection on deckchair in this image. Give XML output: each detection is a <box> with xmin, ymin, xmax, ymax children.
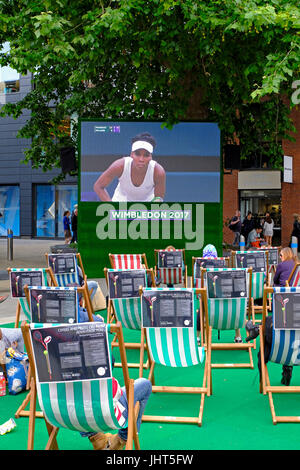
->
<box><xmin>192</xmin><ymin>256</ymin><xmax>230</xmax><ymax>288</ymax></box>
<box><xmin>14</xmin><ymin>284</ymin><xmax>94</xmax><ymax>420</ymax></box>
<box><xmin>287</xmin><ymin>262</ymin><xmax>300</xmax><ymax>287</ymax></box>
<box><xmin>109</xmin><ymin>253</ymin><xmax>148</xmax><ymax>270</ymax></box>
<box><xmin>7</xmin><ymin>267</ymin><xmax>57</xmax><ymax>327</ymax></box>
<box><xmin>201</xmin><ymin>267</ymin><xmax>255</xmax><ymax>369</ymax></box>
<box><xmin>104</xmin><ymin>267</ymin><xmax>155</xmax><ymax>377</ymax></box>
<box><xmin>21</xmin><ymin>321</ymin><xmax>140</xmax><ymax>450</ymax></box>
<box><xmin>139</xmin><ymin>287</ymin><xmax>212</xmax><ymax>426</ymax></box>
<box><xmin>260</xmin><ymin>286</ymin><xmax>300</xmax><ymax>424</ymax></box>
<box><xmin>154</xmin><ymin>248</ymin><xmax>187</xmax><ymax>287</ymax></box>
<box><xmin>45</xmin><ymin>252</ymin><xmax>95</xmax><ymax>317</ymax></box>
<box><xmin>232</xmin><ymin>250</ymin><xmax>269</xmax><ymax>322</ymax></box>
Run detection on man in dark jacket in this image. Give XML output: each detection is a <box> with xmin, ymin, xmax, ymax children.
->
<box><xmin>71</xmin><ymin>205</ymin><xmax>78</xmax><ymax>243</ymax></box>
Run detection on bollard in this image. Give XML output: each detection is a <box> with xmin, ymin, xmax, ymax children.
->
<box><xmin>291</xmin><ymin>236</ymin><xmax>298</xmax><ymax>257</ymax></box>
<box><xmin>239</xmin><ymin>235</ymin><xmax>245</xmax><ymax>252</ymax></box>
<box><xmin>7</xmin><ymin>229</ymin><xmax>13</xmax><ymax>261</ymax></box>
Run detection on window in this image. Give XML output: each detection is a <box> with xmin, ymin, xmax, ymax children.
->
<box><xmin>0</xmin><ymin>185</ymin><xmax>20</xmax><ymax>236</ymax></box>
<box><xmin>0</xmin><ymin>42</ymin><xmax>20</xmax><ymax>94</ymax></box>
<box><xmin>34</xmin><ymin>184</ymin><xmax>77</xmax><ymax>237</ymax></box>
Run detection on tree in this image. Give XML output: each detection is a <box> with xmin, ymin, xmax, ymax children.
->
<box><xmin>0</xmin><ymin>0</ymin><xmax>299</xmax><ymax>178</ymax></box>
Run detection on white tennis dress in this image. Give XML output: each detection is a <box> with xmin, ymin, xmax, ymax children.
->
<box><xmin>112</xmin><ymin>156</ymin><xmax>156</xmax><ymax>202</ymax></box>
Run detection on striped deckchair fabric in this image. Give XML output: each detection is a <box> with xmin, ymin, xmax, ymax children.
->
<box><xmin>288</xmin><ymin>263</ymin><xmax>300</xmax><ymax>287</ymax></box>
<box><xmin>111</xmin><ymin>297</ymin><xmax>142</xmax><ymax>330</ymax></box>
<box><xmin>32</xmin><ymin>324</ymin><xmax>126</xmax><ymax>433</ymax></box>
<box><xmin>143</xmin><ymin>288</ymin><xmax>201</xmax><ymax>367</ymax></box>
<box><xmin>260</xmin><ymin>286</ymin><xmax>300</xmax><ymax>424</ymax></box>
<box><xmin>269</xmin><ymin>287</ymin><xmax>300</xmax><ymax>366</ymax></box>
<box><xmin>155</xmin><ymin>249</ymin><xmax>186</xmax><ymax>286</ymax></box>
<box><xmin>203</xmin><ymin>268</ymin><xmax>254</xmax><ymax>369</ymax></box>
<box><xmin>146</xmin><ymin>325</ymin><xmax>201</xmax><ymax>368</ymax></box>
<box><xmin>205</xmin><ymin>268</ymin><xmax>249</xmax><ymax>330</ymax></box>
<box><xmin>21</xmin><ymin>322</ymin><xmax>139</xmax><ymax>449</ymax></box>
<box><xmin>109</xmin><ymin>253</ymin><xmax>147</xmax><ymax>269</ymax></box>
<box><xmin>141</xmin><ymin>286</ymin><xmax>211</xmax><ymax>426</ymax></box>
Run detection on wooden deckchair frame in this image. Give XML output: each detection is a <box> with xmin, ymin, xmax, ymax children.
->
<box><xmin>104</xmin><ymin>267</ymin><xmax>154</xmax><ymax>377</ymax></box>
<box><xmin>7</xmin><ymin>267</ymin><xmax>58</xmax><ymax>328</ymax></box>
<box><xmin>154</xmin><ymin>248</ymin><xmax>188</xmax><ymax>287</ymax></box>
<box><xmin>200</xmin><ymin>267</ymin><xmax>256</xmax><ymax>369</ymax></box>
<box><xmin>287</xmin><ymin>262</ymin><xmax>300</xmax><ymax>287</ymax></box>
<box><xmin>109</xmin><ymin>252</ymin><xmax>149</xmax><ymax>270</ymax></box>
<box><xmin>259</xmin><ymin>286</ymin><xmax>300</xmax><ymax>424</ymax></box>
<box><xmin>140</xmin><ymin>287</ymin><xmax>212</xmax><ymax>426</ymax></box>
<box><xmin>21</xmin><ymin>321</ymin><xmax>140</xmax><ymax>450</ymax></box>
<box><xmin>14</xmin><ymin>283</ymin><xmax>94</xmax><ymax>421</ymax></box>
<box><xmin>45</xmin><ymin>252</ymin><xmax>97</xmax><ymax>317</ymax></box>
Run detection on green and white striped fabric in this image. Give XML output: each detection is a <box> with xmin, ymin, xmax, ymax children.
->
<box><xmin>111</xmin><ymin>297</ymin><xmax>142</xmax><ymax>330</ymax></box>
<box><xmin>11</xmin><ymin>268</ymin><xmax>49</xmax><ymax>321</ymax></box>
<box><xmin>205</xmin><ymin>268</ymin><xmax>248</xmax><ymax>330</ymax></box>
<box><xmin>207</xmin><ymin>298</ymin><xmax>248</xmax><ymax>330</ymax></box>
<box><xmin>251</xmin><ymin>271</ymin><xmax>265</xmax><ymax>300</ymax></box>
<box><xmin>31</xmin><ymin>323</ymin><xmax>127</xmax><ymax>433</ymax></box>
<box><xmin>37</xmin><ymin>378</ymin><xmax>125</xmax><ymax>433</ymax></box>
<box><xmin>144</xmin><ymin>288</ymin><xmax>201</xmax><ymax>368</ymax></box>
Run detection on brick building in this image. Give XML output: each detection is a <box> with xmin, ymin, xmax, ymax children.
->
<box><xmin>223</xmin><ymin>106</ymin><xmax>300</xmax><ymax>249</ymax></box>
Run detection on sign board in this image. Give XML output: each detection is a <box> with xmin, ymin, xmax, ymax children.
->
<box><xmin>206</xmin><ymin>269</ymin><xmax>247</xmax><ymax>299</ymax></box>
<box><xmin>158</xmin><ymin>250</ymin><xmax>183</xmax><ymax>268</ymax></box>
<box><xmin>10</xmin><ymin>270</ymin><xmax>44</xmax><ymax>298</ymax></box>
<box><xmin>48</xmin><ymin>254</ymin><xmax>77</xmax><ymax>275</ymax></box>
<box><xmin>30</xmin><ymin>323</ymin><xmax>111</xmax><ymax>383</ymax></box>
<box><xmin>29</xmin><ymin>287</ymin><xmax>78</xmax><ymax>324</ymax></box>
<box><xmin>273</xmin><ymin>292</ymin><xmax>300</xmax><ymax>330</ymax></box>
<box><xmin>107</xmin><ymin>269</ymin><xmax>147</xmax><ymax>298</ymax></box>
<box><xmin>194</xmin><ymin>257</ymin><xmax>227</xmax><ymax>279</ymax></box>
<box><xmin>283</xmin><ymin>156</ymin><xmax>293</xmax><ymax>183</ymax></box>
<box><xmin>142</xmin><ymin>289</ymin><xmax>193</xmax><ymax>328</ymax></box>
<box><xmin>236</xmin><ymin>251</ymin><xmax>266</xmax><ymax>272</ymax></box>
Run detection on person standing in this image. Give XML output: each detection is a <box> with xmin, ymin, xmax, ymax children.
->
<box><xmin>263</xmin><ymin>212</ymin><xmax>274</xmax><ymax>246</ymax></box>
<box><xmin>71</xmin><ymin>205</ymin><xmax>78</xmax><ymax>243</ymax></box>
<box><xmin>63</xmin><ymin>210</ymin><xmax>72</xmax><ymax>244</ymax></box>
<box><xmin>241</xmin><ymin>211</ymin><xmax>255</xmax><ymax>243</ymax></box>
<box><xmin>230</xmin><ymin>210</ymin><xmax>242</xmax><ymax>246</ymax></box>
<box><xmin>290</xmin><ymin>213</ymin><xmax>300</xmax><ymax>252</ymax></box>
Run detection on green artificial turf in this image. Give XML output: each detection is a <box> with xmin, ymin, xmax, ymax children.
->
<box><xmin>1</xmin><ymin>322</ymin><xmax>300</xmax><ymax>451</ymax></box>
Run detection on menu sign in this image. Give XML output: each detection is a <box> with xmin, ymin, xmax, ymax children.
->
<box><xmin>10</xmin><ymin>270</ymin><xmax>43</xmax><ymax>298</ymax></box>
<box><xmin>236</xmin><ymin>251</ymin><xmax>266</xmax><ymax>272</ymax></box>
<box><xmin>194</xmin><ymin>258</ymin><xmax>227</xmax><ymax>279</ymax></box>
<box><xmin>142</xmin><ymin>289</ymin><xmax>193</xmax><ymax>328</ymax></box>
<box><xmin>273</xmin><ymin>292</ymin><xmax>300</xmax><ymax>330</ymax></box>
<box><xmin>30</xmin><ymin>287</ymin><xmax>78</xmax><ymax>324</ymax></box>
<box><xmin>108</xmin><ymin>269</ymin><xmax>146</xmax><ymax>298</ymax></box>
<box><xmin>31</xmin><ymin>323</ymin><xmax>111</xmax><ymax>383</ymax></box>
<box><xmin>206</xmin><ymin>269</ymin><xmax>247</xmax><ymax>299</ymax></box>
<box><xmin>48</xmin><ymin>254</ymin><xmax>77</xmax><ymax>275</ymax></box>
<box><xmin>158</xmin><ymin>251</ymin><xmax>183</xmax><ymax>268</ymax></box>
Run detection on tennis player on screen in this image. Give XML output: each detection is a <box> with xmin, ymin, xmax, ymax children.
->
<box><xmin>93</xmin><ymin>132</ymin><xmax>166</xmax><ymax>202</ymax></box>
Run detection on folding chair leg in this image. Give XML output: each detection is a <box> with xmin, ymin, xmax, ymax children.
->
<box><xmin>27</xmin><ymin>377</ymin><xmax>37</xmax><ymax>450</ymax></box>
<box><xmin>15</xmin><ymin>301</ymin><xmax>21</xmax><ymax>328</ymax></box>
<box><xmin>45</xmin><ymin>422</ymin><xmax>59</xmax><ymax>450</ymax></box>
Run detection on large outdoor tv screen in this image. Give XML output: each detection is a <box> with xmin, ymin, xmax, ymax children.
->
<box><xmin>80</xmin><ymin>121</ymin><xmax>220</xmax><ymax>203</ymax></box>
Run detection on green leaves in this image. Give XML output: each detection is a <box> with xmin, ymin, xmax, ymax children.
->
<box><xmin>0</xmin><ymin>0</ymin><xmax>299</xmax><ymax>175</ymax></box>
